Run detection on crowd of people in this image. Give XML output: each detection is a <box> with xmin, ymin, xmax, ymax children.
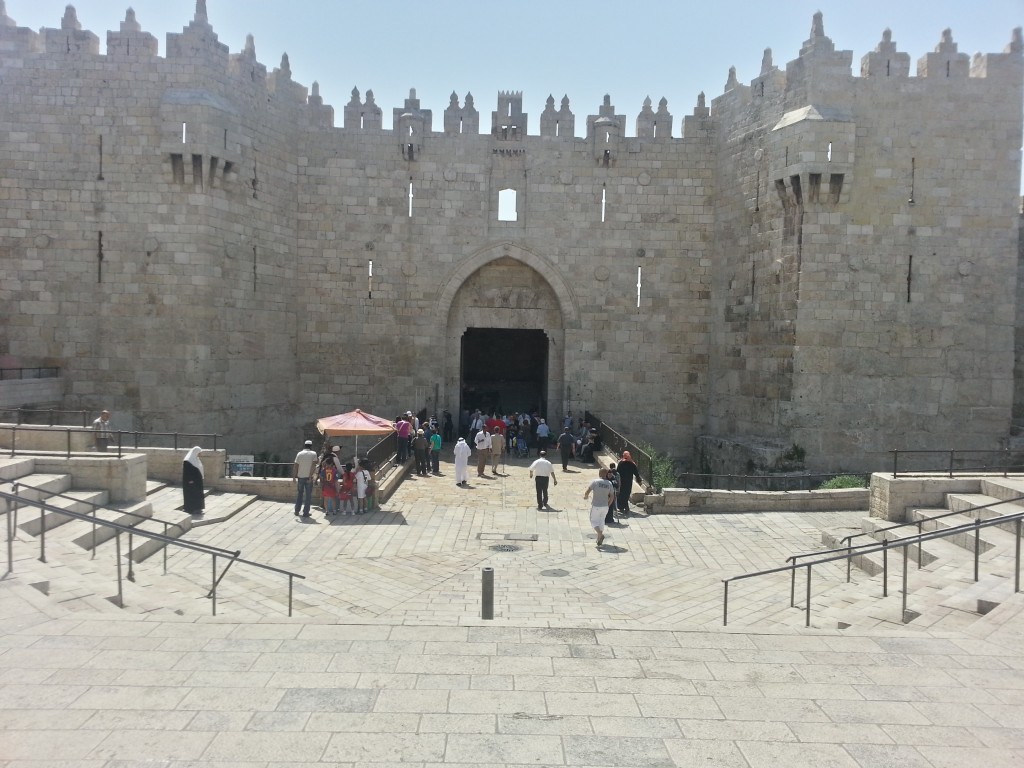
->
<box><xmin>293</xmin><ymin>439</ymin><xmax>376</xmax><ymax>518</ymax></box>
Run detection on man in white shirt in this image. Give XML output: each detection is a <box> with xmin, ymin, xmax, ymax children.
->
<box><xmin>474</xmin><ymin>427</ymin><xmax>491</xmax><ymax>477</ymax></box>
<box><xmin>528</xmin><ymin>450</ymin><xmax>558</xmax><ymax>510</ymax></box>
<box><xmin>292</xmin><ymin>439</ymin><xmax>318</xmax><ymax>517</ymax></box>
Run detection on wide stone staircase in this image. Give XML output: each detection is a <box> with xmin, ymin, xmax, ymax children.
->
<box><xmin>723</xmin><ymin>476</ymin><xmax>1023</xmax><ymax>633</ymax></box>
<box><xmin>0</xmin><ymin>456</ymin><xmax>269</xmax><ymax>618</ymax></box>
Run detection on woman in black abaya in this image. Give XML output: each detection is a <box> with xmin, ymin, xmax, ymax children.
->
<box><xmin>182</xmin><ymin>446</ymin><xmax>205</xmax><ymax>514</ymax></box>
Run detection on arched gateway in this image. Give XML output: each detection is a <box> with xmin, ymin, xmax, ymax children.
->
<box><xmin>439</xmin><ymin>244</ymin><xmax>579</xmax><ymax>425</ymax></box>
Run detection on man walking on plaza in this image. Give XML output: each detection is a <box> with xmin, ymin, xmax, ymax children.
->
<box><xmin>556</xmin><ymin>425</ymin><xmax>574</xmax><ymax>471</ymax></box>
<box><xmin>584</xmin><ymin>468</ymin><xmax>615</xmax><ymax>547</ymax></box>
<box><xmin>474</xmin><ymin>426</ymin><xmax>491</xmax><ymax>477</ymax></box>
<box><xmin>292</xmin><ymin>439</ymin><xmax>318</xmax><ymax>517</ymax></box>
<box><xmin>528</xmin><ymin>450</ymin><xmax>557</xmax><ymax>510</ymax></box>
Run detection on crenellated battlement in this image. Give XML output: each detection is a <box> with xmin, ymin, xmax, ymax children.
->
<box><xmin>0</xmin><ymin>4</ymin><xmax>1019</xmax><ymax>142</ymax></box>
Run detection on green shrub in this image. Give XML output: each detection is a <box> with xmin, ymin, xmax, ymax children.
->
<box><xmin>636</xmin><ymin>441</ymin><xmax>678</xmax><ymax>493</ymax></box>
<box><xmin>817</xmin><ymin>474</ymin><xmax>867</xmax><ymax>490</ymax></box>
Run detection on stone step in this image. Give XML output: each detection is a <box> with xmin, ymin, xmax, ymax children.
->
<box><xmin>1</xmin><ymin>472</ymin><xmax>72</xmax><ymax>515</ymax></box>
<box><xmin>979</xmin><ymin>476</ymin><xmax>1024</xmax><ymax>503</ymax></box>
<box><xmin>944</xmin><ymin>492</ymin><xmax>1024</xmax><ymax>537</ymax></box>
<box><xmin>16</xmin><ymin>489</ymin><xmax>110</xmax><ymax>536</ymax></box>
<box><xmin>0</xmin><ymin>455</ymin><xmax>35</xmax><ymax>482</ymax></box>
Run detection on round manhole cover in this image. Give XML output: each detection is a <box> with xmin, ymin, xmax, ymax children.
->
<box><xmin>490</xmin><ymin>544</ymin><xmax>521</xmax><ymax>553</ymax></box>
<box><xmin>540</xmin><ymin>569</ymin><xmax>569</xmax><ymax>577</ymax></box>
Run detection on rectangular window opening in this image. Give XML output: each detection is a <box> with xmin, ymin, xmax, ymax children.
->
<box><xmin>636</xmin><ymin>266</ymin><xmax>642</xmax><ymax>309</ymax></box>
<box><xmin>808</xmin><ymin>173</ymin><xmax>822</xmax><ymax>204</ymax></box>
<box><xmin>192</xmin><ymin>154</ymin><xmax>204</xmax><ymax>192</ymax></box>
<box><xmin>498</xmin><ymin>188</ymin><xmax>518</xmax><ymax>222</ymax></box>
<box><xmin>408</xmin><ymin>180</ymin><xmax>414</xmax><ymax>217</ymax></box>
<box><xmin>207</xmin><ymin>156</ymin><xmax>220</xmax><ymax>190</ymax></box>
<box><xmin>790</xmin><ymin>174</ymin><xmax>803</xmax><ymax>206</ymax></box>
<box><xmin>601</xmin><ymin>186</ymin><xmax>607</xmax><ymax>223</ymax></box>
<box><xmin>170</xmin><ymin>153</ymin><xmax>185</xmax><ymax>185</ymax></box>
<box><xmin>829</xmin><ymin>173</ymin><xmax>844</xmax><ymax>204</ymax></box>
<box><xmin>827</xmin><ymin>141</ymin><xmax>832</xmax><ymax>162</ymax></box>
<box><xmin>182</xmin><ymin>122</ymin><xmax>187</xmax><ymax>143</ymax></box>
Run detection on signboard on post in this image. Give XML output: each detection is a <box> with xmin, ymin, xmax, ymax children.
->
<box><xmin>228</xmin><ymin>454</ymin><xmax>254</xmax><ymax>477</ymax></box>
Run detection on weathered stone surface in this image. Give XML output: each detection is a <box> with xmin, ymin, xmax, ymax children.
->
<box><xmin>0</xmin><ymin>11</ymin><xmax>1020</xmax><ymax>474</ymax></box>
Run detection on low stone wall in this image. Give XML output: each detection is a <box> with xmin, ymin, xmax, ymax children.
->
<box><xmin>137</xmin><ymin>448</ymin><xmax>226</xmax><ymax>485</ymax></box>
<box><xmin>869</xmin><ymin>472</ymin><xmax>985</xmax><ymax>522</ymax></box>
<box><xmin>30</xmin><ymin>454</ymin><xmax>148</xmax><ymax>503</ymax></box>
<box><xmin>211</xmin><ymin>456</ymin><xmax>409</xmax><ymax>505</ymax></box>
<box><xmin>0</xmin><ymin>423</ymin><xmax>93</xmax><ymax>452</ymax></box>
<box><xmin>0</xmin><ymin>377</ymin><xmax>62</xmax><ymax>409</ymax></box>
<box><xmin>649</xmin><ymin>487</ymin><xmax>869</xmax><ymax>514</ymax></box>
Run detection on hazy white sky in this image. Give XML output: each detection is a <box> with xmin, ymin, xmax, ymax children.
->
<box><xmin>4</xmin><ymin>0</ymin><xmax>1023</xmax><ymax>192</ymax></box>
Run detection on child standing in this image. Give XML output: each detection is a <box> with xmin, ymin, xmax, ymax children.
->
<box><xmin>319</xmin><ymin>456</ymin><xmax>339</xmax><ymax>517</ymax></box>
<box><xmin>339</xmin><ymin>463</ymin><xmax>355</xmax><ymax>515</ymax></box>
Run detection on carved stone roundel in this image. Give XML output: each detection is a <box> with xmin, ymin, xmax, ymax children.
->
<box><xmin>638</xmin><ymin>172</ymin><xmax>652</xmax><ymax>186</ymax></box>
<box><xmin>594</xmin><ymin>266</ymin><xmax>610</xmax><ymax>282</ymax></box>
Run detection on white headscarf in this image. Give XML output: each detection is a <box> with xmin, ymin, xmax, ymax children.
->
<box><xmin>184</xmin><ymin>446</ymin><xmax>204</xmax><ymax>478</ymax></box>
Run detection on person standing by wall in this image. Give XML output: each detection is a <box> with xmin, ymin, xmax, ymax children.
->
<box><xmin>584</xmin><ymin>468</ymin><xmax>615</xmax><ymax>548</ymax></box>
<box><xmin>354</xmin><ymin>460</ymin><xmax>372</xmax><ymax>514</ymax></box>
<box><xmin>556</xmin><ymin>426</ymin><xmax>575</xmax><ymax>471</ymax></box>
<box><xmin>292</xmin><ymin>439</ymin><xmax>318</xmax><ymax>518</ymax></box>
<box><xmin>92</xmin><ymin>409</ymin><xmax>114</xmax><ymax>452</ymax></box>
<box><xmin>182</xmin><ymin>446</ymin><xmax>205</xmax><ymax>515</ymax></box>
<box><xmin>413</xmin><ymin>429</ymin><xmax>429</xmax><ymax>476</ymax></box>
<box><xmin>528</xmin><ymin>450</ymin><xmax>557</xmax><ymax>510</ymax></box>
<box><xmin>429</xmin><ymin>427</ymin><xmax>442</xmax><ymax>475</ymax></box>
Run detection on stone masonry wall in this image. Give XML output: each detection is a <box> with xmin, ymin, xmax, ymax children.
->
<box><xmin>0</xmin><ymin>5</ymin><xmax>1020</xmax><ymax>472</ymax></box>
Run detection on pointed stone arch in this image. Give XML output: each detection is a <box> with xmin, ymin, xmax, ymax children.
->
<box><xmin>439</xmin><ymin>242</ymin><xmax>577</xmax><ymax>422</ymax></box>
<box><xmin>436</xmin><ymin>242</ymin><xmax>580</xmax><ymax>328</ymax></box>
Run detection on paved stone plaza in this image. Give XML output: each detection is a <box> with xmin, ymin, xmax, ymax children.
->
<box><xmin>2</xmin><ymin>451</ymin><xmax>1023</xmax><ymax>766</ymax></box>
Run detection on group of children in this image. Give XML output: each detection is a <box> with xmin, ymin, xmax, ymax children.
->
<box><xmin>316</xmin><ymin>447</ymin><xmax>375</xmax><ymax>516</ymax></box>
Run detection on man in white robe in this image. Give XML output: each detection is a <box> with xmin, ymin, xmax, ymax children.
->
<box><xmin>453</xmin><ymin>437</ymin><xmax>472</xmax><ymax>486</ymax></box>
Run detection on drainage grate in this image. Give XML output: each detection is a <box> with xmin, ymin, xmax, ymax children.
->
<box><xmin>490</xmin><ymin>544</ymin><xmax>521</xmax><ymax>553</ymax></box>
<box><xmin>540</xmin><ymin>569</ymin><xmax>569</xmax><ymax>577</ymax></box>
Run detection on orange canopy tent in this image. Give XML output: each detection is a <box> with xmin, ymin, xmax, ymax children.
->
<box><xmin>316</xmin><ymin>409</ymin><xmax>395</xmax><ymax>437</ymax></box>
<box><xmin>316</xmin><ymin>409</ymin><xmax>396</xmax><ymax>463</ymax></box>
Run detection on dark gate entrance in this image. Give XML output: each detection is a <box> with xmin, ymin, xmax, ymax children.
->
<box><xmin>460</xmin><ymin>328</ymin><xmax>548</xmax><ymax>417</ymax></box>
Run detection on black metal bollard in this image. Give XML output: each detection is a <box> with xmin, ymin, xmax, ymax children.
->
<box><xmin>481</xmin><ymin>567</ymin><xmax>494</xmax><ymax>620</ymax></box>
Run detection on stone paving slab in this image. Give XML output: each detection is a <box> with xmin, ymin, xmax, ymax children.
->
<box><xmin>3</xmin><ymin>452</ymin><xmax>1024</xmax><ymax>766</ymax></box>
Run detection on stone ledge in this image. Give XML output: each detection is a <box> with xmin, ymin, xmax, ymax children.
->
<box><xmin>648</xmin><ymin>487</ymin><xmax>869</xmax><ymax>514</ymax></box>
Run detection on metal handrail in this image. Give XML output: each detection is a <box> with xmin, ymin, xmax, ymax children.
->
<box><xmin>787</xmin><ymin>494</ymin><xmax>1024</xmax><ymax>582</ymax></box>
<box><xmin>890</xmin><ymin>449</ymin><xmax>1021</xmax><ymax>478</ymax></box>
<box><xmin>2</xmin><ymin>488</ymin><xmax>305</xmax><ymax>616</ymax></box>
<box><xmin>9</xmin><ymin>479</ymin><xmax>220</xmax><ymax>575</ymax></box>
<box><xmin>723</xmin><ymin>504</ymin><xmax>1024</xmax><ymax>627</ymax></box>
<box><xmin>585</xmin><ymin>413</ymin><xmax>652</xmax><ymax>488</ymax></box>
<box><xmin>2</xmin><ymin>424</ymin><xmax>222</xmax><ymax>458</ymax></box>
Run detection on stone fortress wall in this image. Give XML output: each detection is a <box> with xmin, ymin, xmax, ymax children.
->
<box><xmin>0</xmin><ymin>1</ymin><xmax>1021</xmax><ymax>473</ymax></box>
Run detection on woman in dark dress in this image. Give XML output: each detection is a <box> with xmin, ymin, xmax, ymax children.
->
<box><xmin>182</xmin><ymin>446</ymin><xmax>205</xmax><ymax>514</ymax></box>
<box><xmin>615</xmin><ymin>451</ymin><xmax>643</xmax><ymax>515</ymax></box>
